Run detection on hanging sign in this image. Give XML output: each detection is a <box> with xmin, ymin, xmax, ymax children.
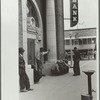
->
<box><xmin>70</xmin><ymin>0</ymin><xmax>78</xmax><ymax>27</ymax></box>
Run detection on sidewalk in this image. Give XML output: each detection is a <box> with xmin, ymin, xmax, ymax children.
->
<box><xmin>19</xmin><ymin>60</ymin><xmax>97</xmax><ymax>100</ymax></box>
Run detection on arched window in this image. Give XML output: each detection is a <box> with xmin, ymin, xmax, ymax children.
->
<box><xmin>27</xmin><ymin>0</ymin><xmax>39</xmax><ymax>27</ymax></box>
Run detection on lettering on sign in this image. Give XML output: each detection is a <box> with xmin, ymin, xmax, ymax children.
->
<box><xmin>70</xmin><ymin>0</ymin><xmax>78</xmax><ymax>27</ymax></box>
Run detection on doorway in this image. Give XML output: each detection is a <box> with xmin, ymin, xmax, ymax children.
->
<box><xmin>27</xmin><ymin>38</ymin><xmax>35</xmax><ymax>65</ymax></box>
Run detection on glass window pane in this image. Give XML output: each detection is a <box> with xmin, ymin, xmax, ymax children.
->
<box><xmin>72</xmin><ymin>39</ymin><xmax>74</xmax><ymax>45</ymax></box>
<box><xmin>66</xmin><ymin>40</ymin><xmax>70</xmax><ymax>45</ymax></box>
<box><xmin>92</xmin><ymin>38</ymin><xmax>96</xmax><ymax>44</ymax></box>
<box><xmin>75</xmin><ymin>40</ymin><xmax>79</xmax><ymax>45</ymax></box>
<box><xmin>79</xmin><ymin>39</ymin><xmax>82</xmax><ymax>45</ymax></box>
<box><xmin>88</xmin><ymin>38</ymin><xmax>91</xmax><ymax>44</ymax></box>
<box><xmin>83</xmin><ymin>39</ymin><xmax>87</xmax><ymax>44</ymax></box>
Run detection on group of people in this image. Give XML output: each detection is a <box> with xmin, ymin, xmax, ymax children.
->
<box><xmin>51</xmin><ymin>59</ymin><xmax>70</xmax><ymax>76</ymax></box>
<box><xmin>19</xmin><ymin>47</ymin><xmax>49</xmax><ymax>92</ymax></box>
<box><xmin>51</xmin><ymin>47</ymin><xmax>81</xmax><ymax>76</ymax></box>
<box><xmin>19</xmin><ymin>46</ymin><xmax>81</xmax><ymax>92</ymax></box>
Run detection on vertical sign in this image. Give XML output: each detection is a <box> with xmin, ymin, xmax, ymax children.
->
<box><xmin>70</xmin><ymin>0</ymin><xmax>78</xmax><ymax>27</ymax></box>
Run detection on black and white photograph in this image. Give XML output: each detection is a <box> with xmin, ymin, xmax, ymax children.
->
<box><xmin>1</xmin><ymin>0</ymin><xmax>99</xmax><ymax>100</ymax></box>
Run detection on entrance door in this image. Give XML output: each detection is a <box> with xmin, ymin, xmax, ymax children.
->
<box><xmin>27</xmin><ymin>38</ymin><xmax>35</xmax><ymax>65</ymax></box>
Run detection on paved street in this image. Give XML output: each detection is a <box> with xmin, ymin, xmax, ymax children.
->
<box><xmin>19</xmin><ymin>60</ymin><xmax>97</xmax><ymax>100</ymax></box>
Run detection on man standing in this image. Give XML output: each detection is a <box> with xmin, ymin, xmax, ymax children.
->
<box><xmin>19</xmin><ymin>48</ymin><xmax>33</xmax><ymax>92</ymax></box>
<box><xmin>73</xmin><ymin>47</ymin><xmax>80</xmax><ymax>76</ymax></box>
<box><xmin>36</xmin><ymin>47</ymin><xmax>50</xmax><ymax>76</ymax></box>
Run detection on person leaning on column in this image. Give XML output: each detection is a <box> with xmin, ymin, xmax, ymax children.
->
<box><xmin>35</xmin><ymin>47</ymin><xmax>50</xmax><ymax>77</ymax></box>
<box><xmin>19</xmin><ymin>48</ymin><xmax>33</xmax><ymax>92</ymax></box>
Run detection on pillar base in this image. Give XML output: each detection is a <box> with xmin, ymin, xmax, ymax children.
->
<box><xmin>26</xmin><ymin>65</ymin><xmax>34</xmax><ymax>85</ymax></box>
<box><xmin>42</xmin><ymin>61</ymin><xmax>57</xmax><ymax>75</ymax></box>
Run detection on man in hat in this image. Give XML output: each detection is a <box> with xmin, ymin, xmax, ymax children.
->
<box><xmin>19</xmin><ymin>48</ymin><xmax>33</xmax><ymax>92</ymax></box>
<box><xmin>73</xmin><ymin>47</ymin><xmax>80</xmax><ymax>76</ymax></box>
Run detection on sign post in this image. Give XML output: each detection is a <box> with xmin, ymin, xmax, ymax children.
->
<box><xmin>69</xmin><ymin>33</ymin><xmax>73</xmax><ymax>66</ymax></box>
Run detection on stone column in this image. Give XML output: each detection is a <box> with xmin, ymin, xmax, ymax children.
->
<box><xmin>22</xmin><ymin>0</ymin><xmax>28</xmax><ymax>65</ymax></box>
<box><xmin>55</xmin><ymin>0</ymin><xmax>65</xmax><ymax>60</ymax></box>
<box><xmin>46</xmin><ymin>0</ymin><xmax>57</xmax><ymax>62</ymax></box>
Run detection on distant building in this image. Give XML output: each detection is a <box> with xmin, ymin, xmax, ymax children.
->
<box><xmin>64</xmin><ymin>28</ymin><xmax>96</xmax><ymax>59</ymax></box>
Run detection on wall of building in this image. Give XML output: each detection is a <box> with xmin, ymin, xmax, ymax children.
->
<box><xmin>65</xmin><ymin>44</ymin><xmax>96</xmax><ymax>50</ymax></box>
<box><xmin>19</xmin><ymin>0</ymin><xmax>44</xmax><ymax>61</ymax></box>
<box><xmin>18</xmin><ymin>0</ymin><xmax>45</xmax><ymax>46</ymax></box>
<box><xmin>64</xmin><ymin>28</ymin><xmax>96</xmax><ymax>51</ymax></box>
<box><xmin>18</xmin><ymin>0</ymin><xmax>47</xmax><ymax>84</ymax></box>
<box><xmin>65</xmin><ymin>37</ymin><xmax>96</xmax><ymax>50</ymax></box>
<box><xmin>35</xmin><ymin>0</ymin><xmax>48</xmax><ymax>61</ymax></box>
<box><xmin>35</xmin><ymin>0</ymin><xmax>47</xmax><ymax>48</ymax></box>
<box><xmin>19</xmin><ymin>0</ymin><xmax>23</xmax><ymax>47</ymax></box>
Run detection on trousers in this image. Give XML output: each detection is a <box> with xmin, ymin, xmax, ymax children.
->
<box><xmin>19</xmin><ymin>68</ymin><xmax>30</xmax><ymax>90</ymax></box>
<box><xmin>73</xmin><ymin>60</ymin><xmax>80</xmax><ymax>75</ymax></box>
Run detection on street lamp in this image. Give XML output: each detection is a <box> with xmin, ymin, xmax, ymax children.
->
<box><xmin>69</xmin><ymin>32</ymin><xmax>73</xmax><ymax>66</ymax></box>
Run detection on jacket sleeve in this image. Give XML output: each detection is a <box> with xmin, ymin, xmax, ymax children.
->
<box><xmin>42</xmin><ymin>51</ymin><xmax>48</xmax><ymax>55</ymax></box>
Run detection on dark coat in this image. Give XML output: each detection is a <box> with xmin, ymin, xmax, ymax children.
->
<box><xmin>73</xmin><ymin>50</ymin><xmax>80</xmax><ymax>75</ymax></box>
<box><xmin>73</xmin><ymin>50</ymin><xmax>80</xmax><ymax>61</ymax></box>
<box><xmin>19</xmin><ymin>54</ymin><xmax>25</xmax><ymax>70</ymax></box>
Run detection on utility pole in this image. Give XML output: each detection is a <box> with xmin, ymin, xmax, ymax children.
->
<box><xmin>69</xmin><ymin>33</ymin><xmax>73</xmax><ymax>66</ymax></box>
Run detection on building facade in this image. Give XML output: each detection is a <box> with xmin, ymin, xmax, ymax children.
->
<box><xmin>19</xmin><ymin>0</ymin><xmax>65</xmax><ymax>83</ymax></box>
<box><xmin>64</xmin><ymin>28</ymin><xmax>96</xmax><ymax>59</ymax></box>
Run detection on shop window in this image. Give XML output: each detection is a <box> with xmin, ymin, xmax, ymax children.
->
<box><xmin>72</xmin><ymin>39</ymin><xmax>74</xmax><ymax>45</ymax></box>
<box><xmin>79</xmin><ymin>39</ymin><xmax>82</xmax><ymax>45</ymax></box>
<box><xmin>65</xmin><ymin>40</ymin><xmax>70</xmax><ymax>45</ymax></box>
<box><xmin>74</xmin><ymin>39</ymin><xmax>79</xmax><ymax>45</ymax></box>
<box><xmin>83</xmin><ymin>39</ymin><xmax>87</xmax><ymax>44</ymax></box>
<box><xmin>88</xmin><ymin>38</ymin><xmax>92</xmax><ymax>44</ymax></box>
<box><xmin>92</xmin><ymin>38</ymin><xmax>96</xmax><ymax>44</ymax></box>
